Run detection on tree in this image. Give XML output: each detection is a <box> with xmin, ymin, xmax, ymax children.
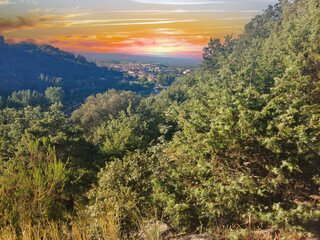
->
<box><xmin>71</xmin><ymin>89</ymin><xmax>141</xmax><ymax>138</ymax></box>
<box><xmin>88</xmin><ymin>150</ymin><xmax>156</xmax><ymax>238</ymax></box>
<box><xmin>7</xmin><ymin>90</ymin><xmax>46</xmax><ymax>108</ymax></box>
<box><xmin>156</xmin><ymin>72</ymin><xmax>177</xmax><ymax>86</ymax></box>
<box><xmin>45</xmin><ymin>86</ymin><xmax>64</xmax><ymax>104</ymax></box>
<box><xmin>202</xmin><ymin>35</ymin><xmax>233</xmax><ymax>73</ymax></box>
<box><xmin>0</xmin><ymin>139</ymin><xmax>70</xmax><ymax>227</ymax></box>
<box><xmin>94</xmin><ymin>110</ymin><xmax>149</xmax><ymax>158</ymax></box>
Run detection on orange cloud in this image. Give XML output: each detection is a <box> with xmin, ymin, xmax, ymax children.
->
<box><xmin>1</xmin><ymin>8</ymin><xmax>248</xmax><ymax>58</ymax></box>
<box><xmin>46</xmin><ymin>29</ymin><xmax>208</xmax><ymax>58</ymax></box>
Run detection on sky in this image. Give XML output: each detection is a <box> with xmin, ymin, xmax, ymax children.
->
<box><xmin>0</xmin><ymin>0</ymin><xmax>277</xmax><ymax>58</ymax></box>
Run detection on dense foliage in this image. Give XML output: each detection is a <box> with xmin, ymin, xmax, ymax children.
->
<box><xmin>88</xmin><ymin>0</ymin><xmax>320</xmax><ymax>237</ymax></box>
<box><xmin>71</xmin><ymin>89</ymin><xmax>142</xmax><ymax>137</ymax></box>
<box><xmin>0</xmin><ymin>0</ymin><xmax>319</xmax><ymax>239</ymax></box>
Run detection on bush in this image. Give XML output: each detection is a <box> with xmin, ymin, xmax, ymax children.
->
<box><xmin>0</xmin><ymin>138</ymin><xmax>70</xmax><ymax>228</ymax></box>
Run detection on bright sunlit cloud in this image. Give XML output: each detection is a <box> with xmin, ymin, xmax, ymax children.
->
<box><xmin>110</xmin><ymin>9</ymin><xmax>262</xmax><ymax>13</ymax></box>
<box><xmin>132</xmin><ymin>0</ymin><xmax>226</xmax><ymax>5</ymax></box>
<box><xmin>102</xmin><ymin>19</ymin><xmax>199</xmax><ymax>26</ymax></box>
<box><xmin>217</xmin><ymin>16</ymin><xmax>253</xmax><ymax>20</ymax></box>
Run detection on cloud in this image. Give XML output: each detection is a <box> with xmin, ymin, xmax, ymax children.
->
<box><xmin>49</xmin><ymin>30</ymin><xmax>207</xmax><ymax>58</ymax></box>
<box><xmin>155</xmin><ymin>28</ymin><xmax>185</xmax><ymax>34</ymax></box>
<box><xmin>21</xmin><ymin>0</ymin><xmax>38</xmax><ymax>4</ymax></box>
<box><xmin>0</xmin><ymin>14</ymin><xmax>47</xmax><ymax>32</ymax></box>
<box><xmin>110</xmin><ymin>9</ymin><xmax>262</xmax><ymax>13</ymax></box>
<box><xmin>53</xmin><ymin>18</ymin><xmax>166</xmax><ymax>26</ymax></box>
<box><xmin>0</xmin><ymin>0</ymin><xmax>15</xmax><ymax>4</ymax></box>
<box><xmin>54</xmin><ymin>7</ymin><xmax>93</xmax><ymax>16</ymax></box>
<box><xmin>0</xmin><ymin>10</ymin><xmax>199</xmax><ymax>32</ymax></box>
<box><xmin>49</xmin><ymin>18</ymin><xmax>198</xmax><ymax>27</ymax></box>
<box><xmin>61</xmin><ymin>13</ymin><xmax>91</xmax><ymax>18</ymax></box>
<box><xmin>217</xmin><ymin>16</ymin><xmax>253</xmax><ymax>20</ymax></box>
<box><xmin>99</xmin><ymin>19</ymin><xmax>198</xmax><ymax>26</ymax></box>
<box><xmin>132</xmin><ymin>0</ymin><xmax>225</xmax><ymax>5</ymax></box>
<box><xmin>0</xmin><ymin>11</ymin><xmax>95</xmax><ymax>32</ymax></box>
<box><xmin>0</xmin><ymin>11</ymin><xmax>63</xmax><ymax>32</ymax></box>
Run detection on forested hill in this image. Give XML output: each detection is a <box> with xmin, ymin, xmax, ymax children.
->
<box><xmin>0</xmin><ymin>0</ymin><xmax>320</xmax><ymax>239</ymax></box>
<box><xmin>0</xmin><ymin>36</ymin><xmax>123</xmax><ymax>97</ymax></box>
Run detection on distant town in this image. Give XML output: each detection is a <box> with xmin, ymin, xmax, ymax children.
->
<box><xmin>95</xmin><ymin>60</ymin><xmax>193</xmax><ymax>87</ymax></box>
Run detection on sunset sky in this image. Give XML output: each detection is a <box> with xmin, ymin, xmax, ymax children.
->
<box><xmin>0</xmin><ymin>0</ymin><xmax>277</xmax><ymax>58</ymax></box>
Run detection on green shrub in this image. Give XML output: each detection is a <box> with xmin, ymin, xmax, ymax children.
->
<box><xmin>0</xmin><ymin>138</ymin><xmax>70</xmax><ymax>228</ymax></box>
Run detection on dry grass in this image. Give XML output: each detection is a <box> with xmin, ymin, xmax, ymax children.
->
<box><xmin>0</xmin><ymin>214</ymin><xmax>122</xmax><ymax>240</ymax></box>
<box><xmin>0</xmin><ymin>218</ymin><xmax>316</xmax><ymax>240</ymax></box>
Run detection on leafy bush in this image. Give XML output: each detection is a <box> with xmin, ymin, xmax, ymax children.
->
<box><xmin>94</xmin><ymin>110</ymin><xmax>149</xmax><ymax>158</ymax></box>
<box><xmin>148</xmin><ymin>0</ymin><xmax>320</xmax><ymax>234</ymax></box>
<box><xmin>72</xmin><ymin>89</ymin><xmax>142</xmax><ymax>137</ymax></box>
<box><xmin>88</xmin><ymin>150</ymin><xmax>157</xmax><ymax>238</ymax></box>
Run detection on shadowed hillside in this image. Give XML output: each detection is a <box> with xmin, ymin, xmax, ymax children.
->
<box><xmin>0</xmin><ymin>36</ymin><xmax>123</xmax><ymax>98</ymax></box>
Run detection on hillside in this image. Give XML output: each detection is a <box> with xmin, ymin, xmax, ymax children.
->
<box><xmin>83</xmin><ymin>0</ymin><xmax>320</xmax><ymax>237</ymax></box>
<box><xmin>0</xmin><ymin>37</ymin><xmax>123</xmax><ymax>98</ymax></box>
<box><xmin>0</xmin><ymin>0</ymin><xmax>319</xmax><ymax>239</ymax></box>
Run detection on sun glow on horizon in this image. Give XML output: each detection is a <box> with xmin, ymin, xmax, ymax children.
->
<box><xmin>0</xmin><ymin>0</ymin><xmax>278</xmax><ymax>58</ymax></box>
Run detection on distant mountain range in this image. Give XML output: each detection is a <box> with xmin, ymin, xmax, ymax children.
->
<box><xmin>74</xmin><ymin>52</ymin><xmax>202</xmax><ymax>66</ymax></box>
